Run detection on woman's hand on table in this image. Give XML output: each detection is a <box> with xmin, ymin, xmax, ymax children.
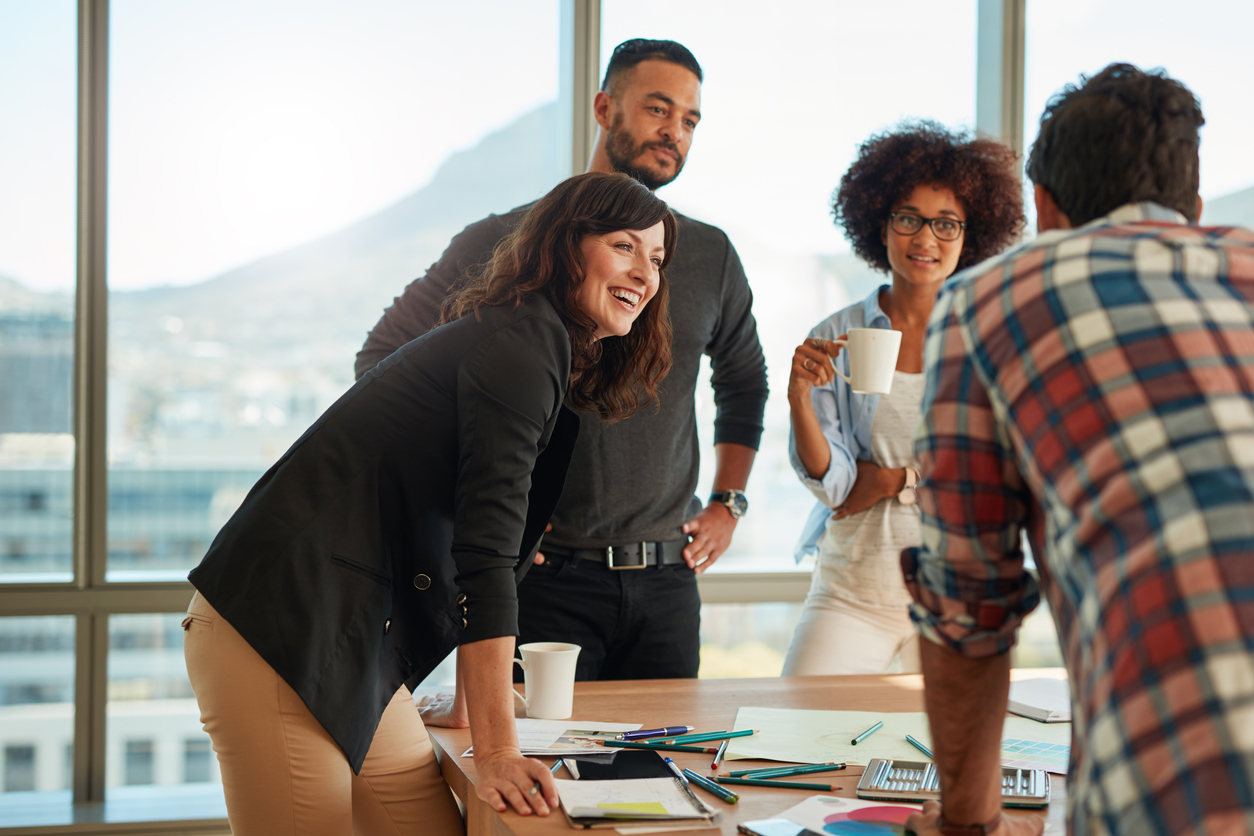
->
<box><xmin>905</xmin><ymin>802</ymin><xmax>1043</xmax><ymax>836</ymax></box>
<box><xmin>475</xmin><ymin>749</ymin><xmax>559</xmax><ymax>817</ymax></box>
<box><xmin>415</xmin><ymin>691</ymin><xmax>469</xmax><ymax>728</ymax></box>
<box><xmin>830</xmin><ymin>460</ymin><xmax>904</xmax><ymax>520</ymax></box>
<box><xmin>787</xmin><ymin>336</ymin><xmax>843</xmax><ymax>403</ymax></box>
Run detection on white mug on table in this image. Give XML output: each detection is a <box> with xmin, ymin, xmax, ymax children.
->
<box><xmin>831</xmin><ymin>328</ymin><xmax>902</xmax><ymax>394</ymax></box>
<box><xmin>513</xmin><ymin>641</ymin><xmax>581</xmax><ymax>719</ymax></box>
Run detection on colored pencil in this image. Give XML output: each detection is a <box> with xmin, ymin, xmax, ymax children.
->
<box><xmin>711</xmin><ymin>738</ymin><xmax>730</xmax><ymax>770</ymax></box>
<box><xmin>728</xmin><ymin>762</ymin><xmax>845</xmax><ymax>779</ymax></box>
<box><xmin>602</xmin><ymin>740</ymin><xmax>717</xmax><ymax>753</ymax></box>
<box><xmin>906</xmin><ymin>734</ymin><xmax>934</xmax><ymax>759</ymax></box>
<box><xmin>683</xmin><ymin>768</ymin><xmax>739</xmax><ymax>804</ymax></box>
<box><xmin>851</xmin><ymin>721</ymin><xmax>884</xmax><ymax>745</ymax></box>
<box><xmin>715</xmin><ymin>776</ymin><xmax>835</xmax><ymax>790</ymax></box>
<box><xmin>655</xmin><ymin>729</ymin><xmax>758</xmax><ymax>745</ymax></box>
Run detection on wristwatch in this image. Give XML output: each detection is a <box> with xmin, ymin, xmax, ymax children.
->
<box><xmin>897</xmin><ymin>466</ymin><xmax>919</xmax><ymax>505</ymax></box>
<box><xmin>709</xmin><ymin>489</ymin><xmax>748</xmax><ymax>519</ymax></box>
<box><xmin>939</xmin><ymin>813</ymin><xmax>1002</xmax><ymax>835</ymax></box>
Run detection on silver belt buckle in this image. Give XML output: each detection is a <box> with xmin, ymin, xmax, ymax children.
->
<box><xmin>606</xmin><ymin>542</ymin><xmax>649</xmax><ymax>570</ymax></box>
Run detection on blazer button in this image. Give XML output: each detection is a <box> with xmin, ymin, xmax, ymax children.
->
<box><xmin>413</xmin><ymin>574</ymin><xmax>431</xmax><ymax>590</ymax></box>
<box><xmin>384</xmin><ymin>619</ymin><xmax>391</xmax><ymax>634</ymax></box>
<box><xmin>457</xmin><ymin>593</ymin><xmax>467</xmax><ymax>604</ymax></box>
<box><xmin>461</xmin><ymin>617</ymin><xmax>468</xmax><ymax>629</ymax></box>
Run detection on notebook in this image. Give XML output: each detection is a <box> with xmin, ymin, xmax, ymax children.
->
<box><xmin>1007</xmin><ymin>678</ymin><xmax>1071</xmax><ymax>723</ymax></box>
<box><xmin>554</xmin><ymin>777</ymin><xmax>715</xmax><ymax>829</ymax></box>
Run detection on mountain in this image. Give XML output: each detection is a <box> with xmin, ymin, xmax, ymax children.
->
<box><xmin>1202</xmin><ymin>183</ymin><xmax>1254</xmax><ymax>230</ymax></box>
<box><xmin>110</xmin><ymin>102</ymin><xmax>564</xmax><ymax>347</ymax></box>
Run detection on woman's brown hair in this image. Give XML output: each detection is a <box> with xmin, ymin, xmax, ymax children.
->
<box><xmin>440</xmin><ymin>172</ymin><xmax>675</xmax><ymax>422</ymax></box>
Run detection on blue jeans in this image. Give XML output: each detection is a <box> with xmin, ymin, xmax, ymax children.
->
<box><xmin>514</xmin><ymin>555</ymin><xmax>701</xmax><ymax>680</ymax></box>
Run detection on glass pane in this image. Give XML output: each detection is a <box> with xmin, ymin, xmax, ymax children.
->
<box><xmin>106</xmin><ymin>0</ymin><xmax>562</xmax><ymax>580</ymax></box>
<box><xmin>602</xmin><ymin>1</ymin><xmax>978</xmax><ymax>571</ymax></box>
<box><xmin>1024</xmin><ymin>0</ymin><xmax>1254</xmax><ymax>224</ymax></box>
<box><xmin>105</xmin><ymin>613</ymin><xmax>224</xmax><ymax>815</ymax></box>
<box><xmin>0</xmin><ymin>0</ymin><xmax>77</xmax><ymax>584</ymax></box>
<box><xmin>698</xmin><ymin>603</ymin><xmax>802</xmax><ymax>678</ymax></box>
<box><xmin>0</xmin><ymin>616</ymin><xmax>75</xmax><ymax>813</ymax></box>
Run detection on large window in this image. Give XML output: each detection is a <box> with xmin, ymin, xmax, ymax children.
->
<box><xmin>0</xmin><ymin>1</ymin><xmax>77</xmax><ymax>585</ymax></box>
<box><xmin>1024</xmin><ymin>0</ymin><xmax>1254</xmax><ymax>224</ymax></box>
<box><xmin>105</xmin><ymin>0</ymin><xmax>563</xmax><ymax>581</ymax></box>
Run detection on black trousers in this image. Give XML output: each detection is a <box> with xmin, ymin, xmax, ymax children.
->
<box><xmin>514</xmin><ymin>554</ymin><xmax>701</xmax><ymax>681</ymax></box>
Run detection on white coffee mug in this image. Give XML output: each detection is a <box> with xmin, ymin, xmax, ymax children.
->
<box><xmin>831</xmin><ymin>328</ymin><xmax>903</xmax><ymax>394</ymax></box>
<box><xmin>513</xmin><ymin>641</ymin><xmax>581</xmax><ymax>719</ymax></box>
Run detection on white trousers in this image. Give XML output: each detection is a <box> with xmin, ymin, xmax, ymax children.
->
<box><xmin>782</xmin><ymin>587</ymin><xmax>920</xmax><ymax>676</ymax></box>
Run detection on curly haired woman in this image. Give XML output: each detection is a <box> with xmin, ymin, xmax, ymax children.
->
<box><xmin>782</xmin><ymin>122</ymin><xmax>1024</xmax><ymax>675</ymax></box>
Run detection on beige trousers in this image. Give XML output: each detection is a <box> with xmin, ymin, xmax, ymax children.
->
<box><xmin>183</xmin><ymin>592</ymin><xmax>464</xmax><ymax>836</ymax></box>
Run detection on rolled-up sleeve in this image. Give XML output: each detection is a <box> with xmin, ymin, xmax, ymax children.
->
<box><xmin>788</xmin><ymin>378</ymin><xmax>858</xmax><ymax>508</ymax></box>
<box><xmin>451</xmin><ymin>315</ymin><xmax>568</xmax><ymax>645</ymax></box>
<box><xmin>904</xmin><ymin>284</ymin><xmax>1038</xmax><ymax>658</ymax></box>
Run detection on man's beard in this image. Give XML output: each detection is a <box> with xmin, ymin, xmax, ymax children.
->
<box><xmin>604</xmin><ymin>115</ymin><xmax>684</xmax><ymax>191</ymax></box>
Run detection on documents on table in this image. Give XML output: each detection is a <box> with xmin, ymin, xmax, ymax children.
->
<box><xmin>554</xmin><ymin>777</ymin><xmax>715</xmax><ymax>829</ymax></box>
<box><xmin>727</xmin><ymin>707</ymin><xmax>1072</xmax><ymax>773</ymax></box>
<box><xmin>461</xmin><ymin>718</ymin><xmax>642</xmax><ymax>757</ymax></box>
<box><xmin>772</xmin><ymin>794</ymin><xmax>921</xmax><ymax>833</ymax></box>
<box><xmin>1008</xmin><ymin>678</ymin><xmax>1072</xmax><ymax>723</ymax></box>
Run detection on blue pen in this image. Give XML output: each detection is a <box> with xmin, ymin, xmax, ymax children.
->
<box><xmin>663</xmin><ymin>756</ymin><xmax>689</xmax><ymax>785</ymax></box>
<box><xmin>618</xmin><ymin>726</ymin><xmax>695</xmax><ymax>741</ymax></box>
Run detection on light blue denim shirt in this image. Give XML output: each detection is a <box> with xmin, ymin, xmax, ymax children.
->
<box><xmin>789</xmin><ymin>285</ymin><xmax>892</xmax><ymax>561</ymax></box>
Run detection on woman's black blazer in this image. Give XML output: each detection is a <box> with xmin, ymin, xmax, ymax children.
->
<box><xmin>189</xmin><ymin>295</ymin><xmax>580</xmax><ymax>772</ymax></box>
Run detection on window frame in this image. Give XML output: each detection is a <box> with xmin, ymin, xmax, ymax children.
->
<box><xmin>0</xmin><ymin>0</ymin><xmax>1024</xmax><ymax>829</ymax></box>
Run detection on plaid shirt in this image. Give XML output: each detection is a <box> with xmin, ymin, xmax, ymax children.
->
<box><xmin>904</xmin><ymin>202</ymin><xmax>1254</xmax><ymax>835</ymax></box>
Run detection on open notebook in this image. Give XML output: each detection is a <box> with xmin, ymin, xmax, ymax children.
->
<box><xmin>554</xmin><ymin>777</ymin><xmax>715</xmax><ymax>829</ymax></box>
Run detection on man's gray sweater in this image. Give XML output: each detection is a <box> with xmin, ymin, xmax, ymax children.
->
<box><xmin>355</xmin><ymin>203</ymin><xmax>768</xmax><ymax>549</ymax></box>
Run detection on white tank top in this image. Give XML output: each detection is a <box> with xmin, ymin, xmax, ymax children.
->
<box><xmin>817</xmin><ymin>369</ymin><xmax>924</xmax><ymax>609</ymax></box>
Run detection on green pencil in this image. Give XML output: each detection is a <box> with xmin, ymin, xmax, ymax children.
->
<box><xmin>729</xmin><ymin>762</ymin><xmax>846</xmax><ymax>779</ymax></box>
<box><xmin>655</xmin><ymin>729</ymin><xmax>758</xmax><ymax>745</ymax></box>
<box><xmin>715</xmin><ymin>776</ymin><xmax>835</xmax><ymax>790</ymax></box>
<box><xmin>602</xmin><ymin>740</ymin><xmax>717</xmax><ymax>754</ymax></box>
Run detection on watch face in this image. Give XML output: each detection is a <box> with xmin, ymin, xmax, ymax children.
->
<box><xmin>898</xmin><ymin>487</ymin><xmax>917</xmax><ymax>506</ymax></box>
<box><xmin>714</xmin><ymin>491</ymin><xmax>748</xmax><ymax>518</ymax></box>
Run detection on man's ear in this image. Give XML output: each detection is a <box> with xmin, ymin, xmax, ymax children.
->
<box><xmin>593</xmin><ymin>90</ymin><xmax>613</xmax><ymax>130</ymax></box>
<box><xmin>1034</xmin><ymin>184</ymin><xmax>1072</xmax><ymax>232</ymax></box>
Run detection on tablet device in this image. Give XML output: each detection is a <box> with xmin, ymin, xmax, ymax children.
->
<box><xmin>562</xmin><ymin>749</ymin><xmax>674</xmax><ymax>780</ymax></box>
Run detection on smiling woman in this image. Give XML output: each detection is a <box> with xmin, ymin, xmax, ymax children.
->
<box><xmin>781</xmin><ymin>123</ymin><xmax>1025</xmax><ymax>677</ymax></box>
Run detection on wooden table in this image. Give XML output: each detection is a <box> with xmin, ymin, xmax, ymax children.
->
<box><xmin>427</xmin><ymin>675</ymin><xmax>1066</xmax><ymax>836</ymax></box>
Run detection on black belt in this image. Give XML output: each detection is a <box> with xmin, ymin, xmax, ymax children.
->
<box><xmin>541</xmin><ymin>538</ymin><xmax>690</xmax><ymax>570</ymax></box>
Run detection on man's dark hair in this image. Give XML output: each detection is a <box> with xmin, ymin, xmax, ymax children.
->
<box><xmin>601</xmin><ymin>39</ymin><xmax>702</xmax><ymax>94</ymax></box>
<box><xmin>1026</xmin><ymin>63</ymin><xmax>1204</xmax><ymax>225</ymax></box>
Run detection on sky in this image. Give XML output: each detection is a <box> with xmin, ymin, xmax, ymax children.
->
<box><xmin>3</xmin><ymin>0</ymin><xmax>1254</xmax><ymax>294</ymax></box>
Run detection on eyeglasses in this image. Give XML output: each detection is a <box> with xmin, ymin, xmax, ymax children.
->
<box><xmin>889</xmin><ymin>212</ymin><xmax>966</xmax><ymax>242</ymax></box>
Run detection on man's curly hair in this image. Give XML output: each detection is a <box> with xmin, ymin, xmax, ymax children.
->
<box><xmin>833</xmin><ymin>121</ymin><xmax>1025</xmax><ymax>274</ymax></box>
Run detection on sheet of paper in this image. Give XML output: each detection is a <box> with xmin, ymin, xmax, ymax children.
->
<box><xmin>773</xmin><ymin>794</ymin><xmax>922</xmax><ymax>834</ymax></box>
<box><xmin>554</xmin><ymin>777</ymin><xmax>712</xmax><ymax>820</ymax></box>
<box><xmin>1001</xmin><ymin>737</ymin><xmax>1070</xmax><ymax>773</ymax></box>
<box><xmin>727</xmin><ymin>707</ymin><xmax>932</xmax><ymax>764</ymax></box>
<box><xmin>728</xmin><ymin>707</ymin><xmax>1071</xmax><ymax>768</ymax></box>
<box><xmin>1008</xmin><ymin>677</ymin><xmax>1072</xmax><ymax>722</ymax></box>
<box><xmin>461</xmin><ymin>718</ymin><xmax>641</xmax><ymax>757</ymax></box>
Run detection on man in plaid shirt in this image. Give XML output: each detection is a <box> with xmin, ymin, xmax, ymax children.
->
<box><xmin>903</xmin><ymin>65</ymin><xmax>1254</xmax><ymax>836</ymax></box>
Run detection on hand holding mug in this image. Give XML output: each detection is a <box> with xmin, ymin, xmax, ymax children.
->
<box><xmin>787</xmin><ymin>336</ymin><xmax>844</xmax><ymax>400</ymax></box>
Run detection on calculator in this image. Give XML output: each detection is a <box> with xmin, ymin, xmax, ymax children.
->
<box><xmin>855</xmin><ymin>759</ymin><xmax>1050</xmax><ymax>808</ymax></box>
